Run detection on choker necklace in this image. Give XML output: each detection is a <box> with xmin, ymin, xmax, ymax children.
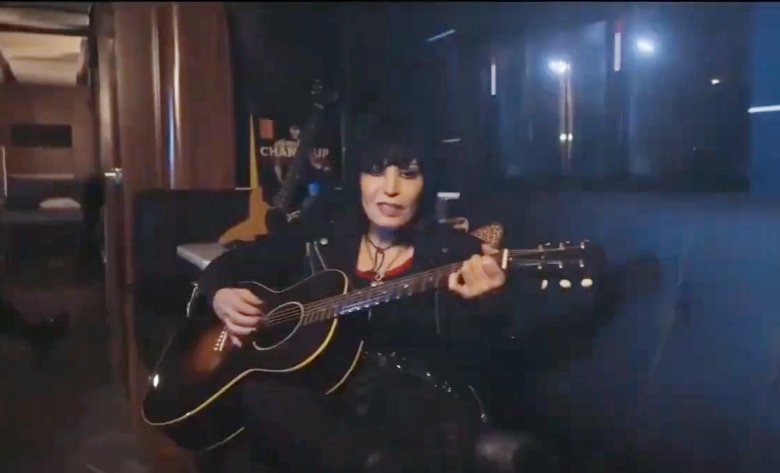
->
<box><xmin>364</xmin><ymin>235</ymin><xmax>404</xmax><ymax>282</ymax></box>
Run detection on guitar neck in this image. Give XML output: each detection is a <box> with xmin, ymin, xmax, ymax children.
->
<box><xmin>272</xmin><ymin>103</ymin><xmax>325</xmax><ymax>210</ymax></box>
<box><xmin>299</xmin><ymin>260</ymin><xmax>457</xmax><ymax>325</ymax></box>
<box><xmin>299</xmin><ymin>249</ymin><xmax>563</xmax><ymax>325</ymax></box>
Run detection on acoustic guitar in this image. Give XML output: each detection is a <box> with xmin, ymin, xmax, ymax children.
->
<box><xmin>142</xmin><ymin>241</ymin><xmax>600</xmax><ymax>452</ymax></box>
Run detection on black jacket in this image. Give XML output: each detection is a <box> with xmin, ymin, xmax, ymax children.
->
<box><xmin>196</xmin><ymin>211</ymin><xmax>512</xmax><ymax>366</ymax></box>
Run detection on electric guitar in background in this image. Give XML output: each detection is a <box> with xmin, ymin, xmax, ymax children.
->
<box><xmin>142</xmin><ymin>241</ymin><xmax>604</xmax><ymax>451</ymax></box>
<box><xmin>219</xmin><ymin>81</ymin><xmax>338</xmax><ymax>245</ymax></box>
<box><xmin>264</xmin><ymin>81</ymin><xmax>338</xmax><ymax>234</ymax></box>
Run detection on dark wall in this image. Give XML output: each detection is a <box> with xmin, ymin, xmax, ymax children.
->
<box><xmin>226</xmin><ymin>2</ymin><xmax>343</xmax><ymax>187</ymax></box>
<box><xmin>227</xmin><ymin>4</ymin><xmax>754</xmax><ymax>192</ymax></box>
<box><xmin>749</xmin><ymin>4</ymin><xmax>780</xmax><ymax>196</ymax></box>
<box><xmin>376</xmin><ymin>4</ymin><xmax>752</xmax><ymax>192</ymax></box>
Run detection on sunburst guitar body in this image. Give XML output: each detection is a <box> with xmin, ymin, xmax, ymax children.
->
<box><xmin>142</xmin><ymin>270</ymin><xmax>360</xmax><ymax>452</ymax></box>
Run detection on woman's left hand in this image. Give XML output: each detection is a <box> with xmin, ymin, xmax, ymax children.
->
<box><xmin>448</xmin><ymin>247</ymin><xmax>506</xmax><ymax>299</ymax></box>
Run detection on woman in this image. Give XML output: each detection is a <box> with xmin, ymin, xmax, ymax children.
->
<box><xmin>195</xmin><ymin>125</ymin><xmax>514</xmax><ymax>473</ymax></box>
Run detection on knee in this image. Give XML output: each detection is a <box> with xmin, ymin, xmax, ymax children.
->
<box><xmin>473</xmin><ymin>429</ymin><xmax>560</xmax><ymax>473</ymax></box>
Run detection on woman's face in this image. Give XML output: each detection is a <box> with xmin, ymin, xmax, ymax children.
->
<box><xmin>360</xmin><ymin>160</ymin><xmax>424</xmax><ymax>230</ymax></box>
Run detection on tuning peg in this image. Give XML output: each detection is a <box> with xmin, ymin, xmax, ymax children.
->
<box><xmin>581</xmin><ymin>278</ymin><xmax>593</xmax><ymax>288</ymax></box>
<box><xmin>541</xmin><ymin>279</ymin><xmax>548</xmax><ymax>290</ymax></box>
<box><xmin>559</xmin><ymin>279</ymin><xmax>572</xmax><ymax>289</ymax></box>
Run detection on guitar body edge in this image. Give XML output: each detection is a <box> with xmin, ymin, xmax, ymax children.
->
<box><xmin>141</xmin><ymin>270</ymin><xmax>367</xmax><ymax>452</ymax></box>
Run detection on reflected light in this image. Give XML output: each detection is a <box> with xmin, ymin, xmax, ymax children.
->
<box><xmin>748</xmin><ymin>105</ymin><xmax>780</xmax><ymax>114</ymax></box>
<box><xmin>426</xmin><ymin>29</ymin><xmax>456</xmax><ymax>43</ymax></box>
<box><xmin>711</xmin><ymin>78</ymin><xmax>720</xmax><ymax>85</ymax></box>
<box><xmin>490</xmin><ymin>59</ymin><xmax>496</xmax><ymax>96</ymax></box>
<box><xmin>636</xmin><ymin>38</ymin><xmax>656</xmax><ymax>55</ymax></box>
<box><xmin>548</xmin><ymin>60</ymin><xmax>570</xmax><ymax>75</ymax></box>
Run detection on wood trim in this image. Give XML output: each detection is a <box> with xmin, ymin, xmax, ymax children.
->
<box><xmin>76</xmin><ymin>38</ymin><xmax>89</xmax><ymax>85</ymax></box>
<box><xmin>0</xmin><ymin>22</ymin><xmax>89</xmax><ymax>37</ymax></box>
<box><xmin>0</xmin><ymin>44</ymin><xmax>16</xmax><ymax>83</ymax></box>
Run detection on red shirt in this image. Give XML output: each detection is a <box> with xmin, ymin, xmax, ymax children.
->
<box><xmin>355</xmin><ymin>257</ymin><xmax>414</xmax><ymax>282</ymax></box>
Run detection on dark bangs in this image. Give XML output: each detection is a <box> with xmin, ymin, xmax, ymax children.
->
<box><xmin>344</xmin><ymin>114</ymin><xmax>439</xmax><ymax>242</ymax></box>
<box><xmin>356</xmin><ymin>140</ymin><xmax>424</xmax><ymax>174</ymax></box>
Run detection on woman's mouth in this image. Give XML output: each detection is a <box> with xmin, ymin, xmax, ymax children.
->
<box><xmin>377</xmin><ymin>203</ymin><xmax>403</xmax><ymax>217</ymax></box>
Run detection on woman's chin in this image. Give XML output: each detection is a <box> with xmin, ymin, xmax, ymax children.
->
<box><xmin>372</xmin><ymin>216</ymin><xmax>409</xmax><ymax>230</ymax></box>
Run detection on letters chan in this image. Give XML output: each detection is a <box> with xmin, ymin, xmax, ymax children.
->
<box><xmin>260</xmin><ymin>146</ymin><xmax>330</xmax><ymax>159</ymax></box>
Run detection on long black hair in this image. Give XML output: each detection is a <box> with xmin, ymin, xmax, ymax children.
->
<box><xmin>343</xmin><ymin>113</ymin><xmax>438</xmax><ymax>244</ymax></box>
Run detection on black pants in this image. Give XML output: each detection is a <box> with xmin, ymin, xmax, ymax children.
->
<box><xmin>197</xmin><ymin>352</ymin><xmax>484</xmax><ymax>473</ymax></box>
<box><xmin>0</xmin><ymin>292</ymin><xmax>23</xmax><ymax>333</ymax></box>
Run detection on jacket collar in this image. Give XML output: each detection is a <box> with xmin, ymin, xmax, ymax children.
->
<box><xmin>310</xmin><ymin>211</ymin><xmax>362</xmax><ymax>275</ymax></box>
<box><xmin>313</xmin><ymin>211</ymin><xmax>448</xmax><ymax>275</ymax></box>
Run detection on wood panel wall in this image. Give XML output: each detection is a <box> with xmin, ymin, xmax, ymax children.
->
<box><xmin>0</xmin><ymin>84</ymin><xmax>96</xmax><ymax>179</ymax></box>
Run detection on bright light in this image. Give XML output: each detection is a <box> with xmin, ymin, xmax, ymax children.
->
<box><xmin>749</xmin><ymin>105</ymin><xmax>780</xmax><ymax>114</ymax></box>
<box><xmin>711</xmin><ymin>78</ymin><xmax>720</xmax><ymax>85</ymax></box>
<box><xmin>548</xmin><ymin>60</ymin><xmax>571</xmax><ymax>75</ymax></box>
<box><xmin>426</xmin><ymin>29</ymin><xmax>456</xmax><ymax>43</ymax></box>
<box><xmin>490</xmin><ymin>59</ymin><xmax>496</xmax><ymax>96</ymax></box>
<box><xmin>636</xmin><ymin>38</ymin><xmax>656</xmax><ymax>55</ymax></box>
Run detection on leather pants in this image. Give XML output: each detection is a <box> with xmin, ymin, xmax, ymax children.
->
<box><xmin>198</xmin><ymin>352</ymin><xmax>559</xmax><ymax>473</ymax></box>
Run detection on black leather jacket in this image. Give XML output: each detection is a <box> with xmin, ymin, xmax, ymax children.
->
<box><xmin>196</xmin><ymin>211</ymin><xmax>512</xmax><ymax>367</ymax></box>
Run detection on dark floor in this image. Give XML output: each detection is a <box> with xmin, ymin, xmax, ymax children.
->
<box><xmin>0</xmin><ymin>222</ymin><xmax>150</xmax><ymax>473</ymax></box>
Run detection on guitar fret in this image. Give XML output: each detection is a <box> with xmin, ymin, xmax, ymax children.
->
<box><xmin>292</xmin><ymin>243</ymin><xmax>592</xmax><ymax>327</ymax></box>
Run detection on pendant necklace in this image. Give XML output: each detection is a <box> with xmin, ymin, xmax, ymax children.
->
<box><xmin>364</xmin><ymin>236</ymin><xmax>404</xmax><ymax>283</ymax></box>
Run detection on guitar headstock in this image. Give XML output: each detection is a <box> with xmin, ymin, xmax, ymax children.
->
<box><xmin>311</xmin><ymin>79</ymin><xmax>338</xmax><ymax>107</ymax></box>
<box><xmin>506</xmin><ymin>240</ymin><xmax>605</xmax><ymax>290</ymax></box>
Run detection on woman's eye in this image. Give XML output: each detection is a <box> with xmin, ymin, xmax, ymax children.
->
<box><xmin>369</xmin><ymin>164</ymin><xmax>384</xmax><ymax>175</ymax></box>
<box><xmin>400</xmin><ymin>167</ymin><xmax>420</xmax><ymax>179</ymax></box>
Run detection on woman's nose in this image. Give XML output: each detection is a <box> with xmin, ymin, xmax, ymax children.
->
<box><xmin>383</xmin><ymin>169</ymin><xmax>400</xmax><ymax>196</ymax></box>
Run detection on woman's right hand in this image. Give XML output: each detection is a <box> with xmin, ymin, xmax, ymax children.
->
<box><xmin>212</xmin><ymin>288</ymin><xmax>263</xmax><ymax>347</ymax></box>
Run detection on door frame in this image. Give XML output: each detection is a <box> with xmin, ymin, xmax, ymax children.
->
<box><xmin>92</xmin><ymin>3</ymin><xmax>129</xmax><ymax>397</ymax></box>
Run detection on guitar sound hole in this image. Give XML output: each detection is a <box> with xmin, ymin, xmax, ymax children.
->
<box><xmin>252</xmin><ymin>302</ymin><xmax>305</xmax><ymax>351</ymax></box>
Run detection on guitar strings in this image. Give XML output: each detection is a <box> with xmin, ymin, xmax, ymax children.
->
<box><xmin>254</xmin><ymin>247</ymin><xmax>585</xmax><ymax>327</ymax></box>
<box><xmin>260</xmin><ymin>260</ymin><xmax>581</xmax><ymax>327</ymax></box>
<box><xmin>258</xmin><ymin>248</ymin><xmax>584</xmax><ymax>326</ymax></box>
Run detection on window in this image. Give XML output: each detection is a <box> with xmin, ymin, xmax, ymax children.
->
<box><xmin>9</xmin><ymin>124</ymin><xmax>73</xmax><ymax>149</ymax></box>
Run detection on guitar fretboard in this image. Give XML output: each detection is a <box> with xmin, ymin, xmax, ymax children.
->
<box><xmin>296</xmin><ymin>248</ymin><xmax>579</xmax><ymax>326</ymax></box>
<box><xmin>300</xmin><ymin>261</ymin><xmax>458</xmax><ymax>325</ymax></box>
<box><xmin>278</xmin><ymin>243</ymin><xmax>585</xmax><ymax>325</ymax></box>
